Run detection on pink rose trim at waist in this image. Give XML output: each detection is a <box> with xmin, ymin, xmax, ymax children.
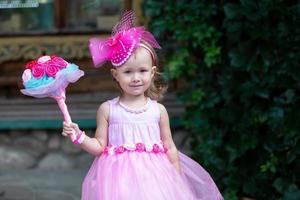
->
<box><xmin>103</xmin><ymin>142</ymin><xmax>167</xmax><ymax>155</ymax></box>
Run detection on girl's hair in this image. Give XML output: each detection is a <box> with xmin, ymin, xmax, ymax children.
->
<box><xmin>112</xmin><ymin>41</ymin><xmax>167</xmax><ymax>101</ymax></box>
<box><xmin>142</xmin><ymin>41</ymin><xmax>167</xmax><ymax>101</ymax></box>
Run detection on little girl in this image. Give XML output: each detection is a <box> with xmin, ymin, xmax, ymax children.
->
<box><xmin>62</xmin><ymin>11</ymin><xmax>223</xmax><ymax>200</ymax></box>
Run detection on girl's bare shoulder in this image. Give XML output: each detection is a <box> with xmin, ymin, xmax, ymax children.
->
<box><xmin>157</xmin><ymin>102</ymin><xmax>169</xmax><ymax>116</ymax></box>
<box><xmin>97</xmin><ymin>101</ymin><xmax>110</xmax><ymax>119</ymax></box>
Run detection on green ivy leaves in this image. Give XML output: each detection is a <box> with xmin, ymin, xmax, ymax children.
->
<box><xmin>144</xmin><ymin>0</ymin><xmax>299</xmax><ymax>199</ymax></box>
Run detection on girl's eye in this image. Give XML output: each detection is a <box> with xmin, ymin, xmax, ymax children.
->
<box><xmin>140</xmin><ymin>69</ymin><xmax>148</xmax><ymax>73</ymax></box>
<box><xmin>124</xmin><ymin>71</ymin><xmax>131</xmax><ymax>74</ymax></box>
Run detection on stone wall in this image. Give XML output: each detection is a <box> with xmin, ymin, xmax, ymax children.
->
<box><xmin>0</xmin><ymin>129</ymin><xmax>191</xmax><ymax>171</ymax></box>
<box><xmin>0</xmin><ymin>130</ymin><xmax>95</xmax><ymax>171</ymax></box>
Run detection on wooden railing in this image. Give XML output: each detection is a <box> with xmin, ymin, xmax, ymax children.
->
<box><xmin>0</xmin><ymin>92</ymin><xmax>184</xmax><ymax>130</ymax></box>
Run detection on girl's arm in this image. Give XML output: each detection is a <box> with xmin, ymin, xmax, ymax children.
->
<box><xmin>158</xmin><ymin>103</ymin><xmax>181</xmax><ymax>173</ymax></box>
<box><xmin>80</xmin><ymin>102</ymin><xmax>109</xmax><ymax>156</ymax></box>
<box><xmin>63</xmin><ymin>102</ymin><xmax>109</xmax><ymax>156</ymax></box>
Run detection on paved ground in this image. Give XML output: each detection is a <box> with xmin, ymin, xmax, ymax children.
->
<box><xmin>0</xmin><ymin>169</ymin><xmax>86</xmax><ymax>200</ymax></box>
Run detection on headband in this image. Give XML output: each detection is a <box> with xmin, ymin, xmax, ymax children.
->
<box><xmin>89</xmin><ymin>11</ymin><xmax>161</xmax><ymax>68</ymax></box>
<box><xmin>139</xmin><ymin>43</ymin><xmax>157</xmax><ymax>66</ymax></box>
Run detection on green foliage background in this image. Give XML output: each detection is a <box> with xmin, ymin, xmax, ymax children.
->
<box><xmin>143</xmin><ymin>0</ymin><xmax>300</xmax><ymax>199</ymax></box>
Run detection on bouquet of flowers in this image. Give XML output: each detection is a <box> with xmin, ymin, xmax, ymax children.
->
<box><xmin>21</xmin><ymin>55</ymin><xmax>84</xmax><ymax>141</ymax></box>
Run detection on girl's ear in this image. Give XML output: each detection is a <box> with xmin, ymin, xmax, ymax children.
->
<box><xmin>151</xmin><ymin>66</ymin><xmax>157</xmax><ymax>79</ymax></box>
<box><xmin>111</xmin><ymin>68</ymin><xmax>118</xmax><ymax>81</ymax></box>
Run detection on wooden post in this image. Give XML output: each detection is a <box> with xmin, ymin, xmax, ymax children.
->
<box><xmin>54</xmin><ymin>0</ymin><xmax>66</xmax><ymax>29</ymax></box>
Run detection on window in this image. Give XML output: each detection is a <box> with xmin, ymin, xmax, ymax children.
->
<box><xmin>0</xmin><ymin>0</ymin><xmax>131</xmax><ymax>35</ymax></box>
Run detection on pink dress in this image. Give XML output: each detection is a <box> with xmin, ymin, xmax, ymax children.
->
<box><xmin>81</xmin><ymin>97</ymin><xmax>223</xmax><ymax>200</ymax></box>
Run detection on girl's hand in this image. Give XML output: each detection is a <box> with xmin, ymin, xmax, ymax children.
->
<box><xmin>62</xmin><ymin>121</ymin><xmax>81</xmax><ymax>137</ymax></box>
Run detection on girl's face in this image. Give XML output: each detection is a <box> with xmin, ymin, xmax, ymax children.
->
<box><xmin>111</xmin><ymin>47</ymin><xmax>156</xmax><ymax>97</ymax></box>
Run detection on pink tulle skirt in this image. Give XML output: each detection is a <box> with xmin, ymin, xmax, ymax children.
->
<box><xmin>81</xmin><ymin>152</ymin><xmax>223</xmax><ymax>200</ymax></box>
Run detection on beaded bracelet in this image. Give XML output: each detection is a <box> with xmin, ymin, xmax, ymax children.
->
<box><xmin>73</xmin><ymin>130</ymin><xmax>86</xmax><ymax>145</ymax></box>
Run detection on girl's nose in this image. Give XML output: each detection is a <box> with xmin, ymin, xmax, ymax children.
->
<box><xmin>132</xmin><ymin>73</ymin><xmax>140</xmax><ymax>82</ymax></box>
<box><xmin>132</xmin><ymin>78</ymin><xmax>140</xmax><ymax>83</ymax></box>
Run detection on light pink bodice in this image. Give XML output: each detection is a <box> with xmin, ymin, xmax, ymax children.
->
<box><xmin>108</xmin><ymin>97</ymin><xmax>162</xmax><ymax>147</ymax></box>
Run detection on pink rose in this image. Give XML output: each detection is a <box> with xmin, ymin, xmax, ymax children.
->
<box><xmin>45</xmin><ymin>63</ymin><xmax>60</xmax><ymax>77</ymax></box>
<box><xmin>103</xmin><ymin>147</ymin><xmax>109</xmax><ymax>154</ymax></box>
<box><xmin>135</xmin><ymin>143</ymin><xmax>145</xmax><ymax>152</ymax></box>
<box><xmin>50</xmin><ymin>55</ymin><xmax>68</xmax><ymax>68</ymax></box>
<box><xmin>31</xmin><ymin>64</ymin><xmax>45</xmax><ymax>79</ymax></box>
<box><xmin>152</xmin><ymin>144</ymin><xmax>161</xmax><ymax>153</ymax></box>
<box><xmin>115</xmin><ymin>146</ymin><xmax>125</xmax><ymax>154</ymax></box>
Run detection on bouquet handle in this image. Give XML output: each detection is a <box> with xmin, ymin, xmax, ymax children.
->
<box><xmin>55</xmin><ymin>94</ymin><xmax>76</xmax><ymax>142</ymax></box>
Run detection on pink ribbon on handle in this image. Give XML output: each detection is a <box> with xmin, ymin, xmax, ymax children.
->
<box><xmin>52</xmin><ymin>90</ymin><xmax>76</xmax><ymax>142</ymax></box>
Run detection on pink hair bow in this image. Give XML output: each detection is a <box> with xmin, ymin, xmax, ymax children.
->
<box><xmin>89</xmin><ymin>11</ymin><xmax>161</xmax><ymax>68</ymax></box>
